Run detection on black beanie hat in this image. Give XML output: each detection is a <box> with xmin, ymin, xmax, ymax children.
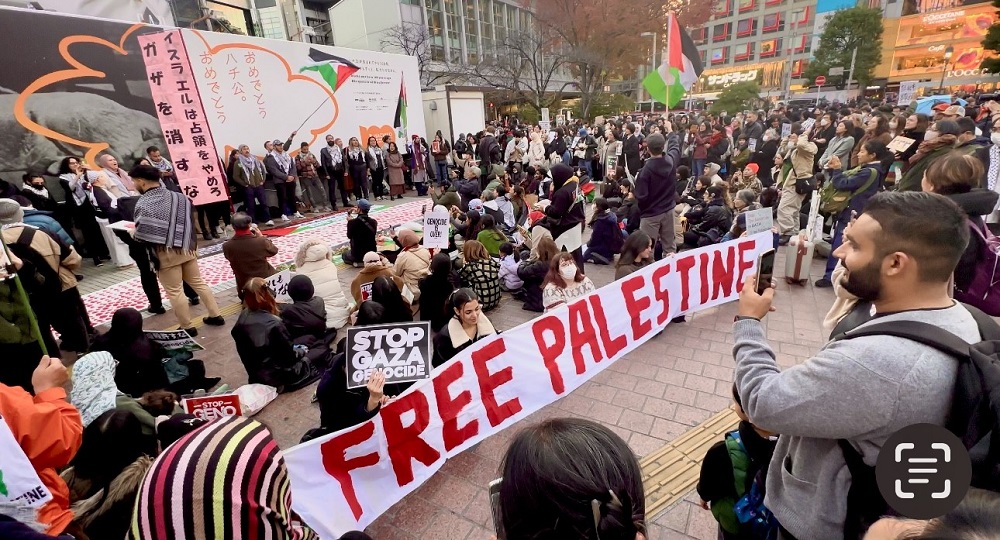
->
<box><xmin>288</xmin><ymin>274</ymin><xmax>315</xmax><ymax>302</ymax></box>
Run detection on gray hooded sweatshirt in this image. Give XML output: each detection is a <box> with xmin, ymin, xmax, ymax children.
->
<box><xmin>732</xmin><ymin>302</ymin><xmax>979</xmax><ymax>539</ymax></box>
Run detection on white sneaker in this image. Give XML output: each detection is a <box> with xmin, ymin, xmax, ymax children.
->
<box><xmin>293</xmin><ymin>212</ymin><xmax>305</xmax><ymax>219</ymax></box>
<box><xmin>265</xmin><ymin>220</ymin><xmax>275</xmax><ymax>226</ymax></box>
<box><xmin>281</xmin><ymin>215</ymin><xmax>290</xmax><ymax>222</ymax></box>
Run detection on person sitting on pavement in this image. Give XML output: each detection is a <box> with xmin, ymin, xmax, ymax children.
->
<box><xmin>354</xmin><ymin>300</ymin><xmax>388</xmax><ymax>327</ymax></box>
<box><xmin>349</xmin><ymin>251</ymin><xmax>402</xmax><ymax>306</ymax></box>
<box><xmin>496</xmin><ymin>417</ymin><xmax>647</xmax><ymax>540</ymax></box>
<box><xmin>451</xmin><ymin>207</ymin><xmax>481</xmax><ymax>244</ymax></box>
<box><xmin>280</xmin><ymin>275</ymin><xmax>337</xmax><ymax>361</ymax></box>
<box><xmin>90</xmin><ymin>307</ymin><xmax>219</xmax><ymax>397</ymax></box>
<box><xmin>532</xmin><ymin>164</ymin><xmax>587</xmax><ymax>271</ymax></box>
<box><xmin>16</xmin><ymin>196</ymin><xmax>74</xmax><ymax>246</ymax></box>
<box><xmin>484</xmin><ymin>184</ymin><xmax>516</xmax><ymax>230</ymax></box>
<box><xmin>476</xmin><ymin>214</ymin><xmax>509</xmax><ymax>258</ymax></box>
<box><xmin>455</xmin><ymin>166</ymin><xmax>482</xmax><ymax>211</ymax></box>
<box><xmin>431</xmin><ymin>288</ymin><xmax>497</xmax><ymax>367</ymax></box>
<box><xmin>0</xmin><ymin>355</ymin><xmax>83</xmax><ymax>537</ymax></box>
<box><xmin>683</xmin><ymin>185</ymin><xmax>733</xmax><ymax>249</ymax></box>
<box><xmin>392</xmin><ymin>228</ymin><xmax>431</xmax><ymax>301</ymax></box>
<box><xmin>457</xmin><ymin>240</ymin><xmax>502</xmax><ymax>311</ymax></box>
<box><xmin>67</xmin><ymin>351</ymin><xmax>162</xmax><ymax>437</ymax></box>
<box><xmin>697</xmin><ymin>384</ymin><xmax>778</xmax><ymax>540</ymax></box>
<box><xmin>498</xmin><ymin>242</ymin><xmax>524</xmax><ymax>295</ymax></box>
<box><xmin>731</xmin><ymin>191</ymin><xmax>982</xmax><ymax>540</ymax></box>
<box><xmin>418</xmin><ymin>252</ymin><xmax>462</xmax><ymax>332</ymax></box>
<box><xmin>614</xmin><ymin>179</ymin><xmax>641</xmax><ymax>235</ymax></box>
<box><xmin>518</xmin><ymin>236</ymin><xmax>560</xmax><ymax>312</ymax></box>
<box><xmin>615</xmin><ymin>230</ymin><xmax>654</xmax><ymax>280</ymax></box>
<box><xmin>312</xmin><ymin>350</ymin><xmax>403</xmax><ymax>439</ymax></box>
<box><xmin>128</xmin><ymin>416</ymin><xmax>320</xmax><ymax>539</ymax></box>
<box><xmin>584</xmin><ymin>197</ymin><xmax>624</xmax><ymax>265</ymax></box>
<box><xmin>430</xmin><ymin>180</ymin><xmax>461</xmax><ymax>210</ymax></box>
<box><xmin>223</xmin><ymin>212</ymin><xmax>278</xmax><ymax>300</ymax></box>
<box><xmin>343</xmin><ymin>199</ymin><xmax>377</xmax><ymax>267</ymax></box>
<box><xmin>294</xmin><ymin>240</ymin><xmax>351</xmax><ymax>329</ymax></box>
<box><xmin>231</xmin><ymin>277</ymin><xmax>323</xmax><ymax>393</ymax></box>
<box><xmin>371</xmin><ymin>275</ymin><xmax>413</xmax><ymax>324</ymax></box>
<box><xmin>542</xmin><ymin>252</ymin><xmax>596</xmax><ymax>312</ymax></box>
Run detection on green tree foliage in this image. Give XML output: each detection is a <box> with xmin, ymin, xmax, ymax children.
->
<box><xmin>709</xmin><ymin>82</ymin><xmax>760</xmax><ymax>115</ymax></box>
<box><xmin>803</xmin><ymin>6</ymin><xmax>883</xmax><ymax>87</ymax></box>
<box><xmin>982</xmin><ymin>0</ymin><xmax>1000</xmax><ymax>72</ymax></box>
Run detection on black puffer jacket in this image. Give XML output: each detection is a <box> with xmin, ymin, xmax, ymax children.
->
<box><xmin>517</xmin><ymin>259</ymin><xmax>549</xmax><ymax>312</ymax></box>
<box><xmin>231</xmin><ymin>309</ymin><xmax>319</xmax><ymax>392</ymax></box>
<box><xmin>947</xmin><ymin>188</ymin><xmax>1000</xmax><ymax>291</ymax></box>
<box><xmin>686</xmin><ymin>199</ymin><xmax>733</xmax><ymax>236</ymax></box>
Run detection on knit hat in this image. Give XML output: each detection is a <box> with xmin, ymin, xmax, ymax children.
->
<box><xmin>744</xmin><ymin>163</ymin><xmax>760</xmax><ymax>175</ymax></box>
<box><xmin>272</xmin><ymin>139</ymin><xmax>283</xmax><ymax>146</ymax></box>
<box><xmin>397</xmin><ymin>229</ymin><xmax>420</xmax><ymax>248</ymax></box>
<box><xmin>0</xmin><ymin>198</ymin><xmax>23</xmax><ymax>225</ymax></box>
<box><xmin>646</xmin><ymin>133</ymin><xmax>666</xmax><ymax>155</ymax></box>
<box><xmin>287</xmin><ymin>274</ymin><xmax>315</xmax><ymax>302</ymax></box>
<box><xmin>468</xmin><ymin>199</ymin><xmax>484</xmax><ymax>213</ymax></box>
<box><xmin>706</xmin><ymin>162</ymin><xmax>721</xmax><ymax>175</ymax></box>
<box><xmin>363</xmin><ymin>252</ymin><xmax>382</xmax><ymax>266</ymax></box>
<box><xmin>357</xmin><ymin>199</ymin><xmax>372</xmax><ymax>212</ymax></box>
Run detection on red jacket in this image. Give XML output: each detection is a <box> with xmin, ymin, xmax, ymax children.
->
<box><xmin>0</xmin><ymin>384</ymin><xmax>83</xmax><ymax>535</ymax></box>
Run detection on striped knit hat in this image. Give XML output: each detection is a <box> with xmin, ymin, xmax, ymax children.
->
<box><xmin>128</xmin><ymin>416</ymin><xmax>318</xmax><ymax>539</ymax></box>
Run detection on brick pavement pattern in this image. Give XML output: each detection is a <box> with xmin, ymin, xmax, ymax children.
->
<box><xmin>109</xmin><ymin>202</ymin><xmax>836</xmax><ymax>540</ymax></box>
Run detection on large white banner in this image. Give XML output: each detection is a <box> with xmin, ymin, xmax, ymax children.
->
<box><xmin>181</xmin><ymin>29</ymin><xmax>426</xmax><ymax>159</ymax></box>
<box><xmin>284</xmin><ymin>233</ymin><xmax>772</xmax><ymax>538</ymax></box>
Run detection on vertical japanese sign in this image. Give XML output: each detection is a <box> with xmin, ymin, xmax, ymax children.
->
<box><xmin>138</xmin><ymin>30</ymin><xmax>227</xmax><ymax>206</ymax></box>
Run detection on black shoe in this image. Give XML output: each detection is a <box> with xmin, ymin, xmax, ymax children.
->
<box><xmin>198</xmin><ymin>376</ymin><xmax>222</xmax><ymax>390</ymax></box>
<box><xmin>93</xmin><ymin>258</ymin><xmax>105</xmax><ymax>267</ymax></box>
<box><xmin>778</xmin><ymin>235</ymin><xmax>791</xmax><ymax>246</ymax></box>
<box><xmin>188</xmin><ymin>297</ymin><xmax>200</xmax><ymax>306</ymax></box>
<box><xmin>75</xmin><ymin>274</ymin><xmax>85</xmax><ymax>281</ymax></box>
<box><xmin>815</xmin><ymin>278</ymin><xmax>833</xmax><ymax>288</ymax></box>
<box><xmin>147</xmin><ymin>305</ymin><xmax>167</xmax><ymax>314</ymax></box>
<box><xmin>671</xmin><ymin>315</ymin><xmax>686</xmax><ymax>324</ymax></box>
<box><xmin>203</xmin><ymin>315</ymin><xmax>225</xmax><ymax>326</ymax></box>
<box><xmin>211</xmin><ymin>232</ymin><xmax>220</xmax><ymax>239</ymax></box>
<box><xmin>184</xmin><ymin>327</ymin><xmax>198</xmax><ymax>337</ymax></box>
<box><xmin>590</xmin><ymin>253</ymin><xmax>611</xmax><ymax>265</ymax></box>
<box><xmin>203</xmin><ymin>234</ymin><xmax>212</xmax><ymax>241</ymax></box>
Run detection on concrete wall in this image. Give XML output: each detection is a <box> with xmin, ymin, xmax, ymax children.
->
<box><xmin>423</xmin><ymin>88</ymin><xmax>485</xmax><ymax>144</ymax></box>
<box><xmin>329</xmin><ymin>0</ymin><xmax>402</xmax><ymax>50</ymax></box>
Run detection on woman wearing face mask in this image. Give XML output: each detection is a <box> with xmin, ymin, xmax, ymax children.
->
<box><xmin>897</xmin><ymin>119</ymin><xmax>960</xmax><ymax>192</ymax></box>
<box><xmin>810</xmin><ymin>113</ymin><xmax>838</xmax><ymax>170</ymax></box>
<box><xmin>887</xmin><ymin>113</ymin><xmax>906</xmax><ymax>139</ymax></box>
<box><xmin>750</xmin><ymin>128</ymin><xmax>780</xmax><ymax>187</ymax></box>
<box><xmin>431</xmin><ymin>288</ymin><xmax>497</xmax><ymax>367</ymax></box>
<box><xmin>541</xmin><ymin>252</ymin><xmax>596</xmax><ymax>312</ymax></box>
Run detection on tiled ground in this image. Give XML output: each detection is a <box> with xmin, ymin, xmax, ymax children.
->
<box><xmin>85</xmin><ymin>197</ymin><xmax>837</xmax><ymax>540</ymax></box>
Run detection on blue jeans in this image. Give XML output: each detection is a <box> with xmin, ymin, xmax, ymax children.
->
<box><xmin>435</xmin><ymin>161</ymin><xmax>448</xmax><ymax>184</ymax></box>
<box><xmin>582</xmin><ymin>160</ymin><xmax>593</xmax><ymax>179</ymax></box>
<box><xmin>823</xmin><ymin>216</ymin><xmax>848</xmax><ymax>280</ymax></box>
<box><xmin>693</xmin><ymin>159</ymin><xmax>707</xmax><ymax>177</ymax></box>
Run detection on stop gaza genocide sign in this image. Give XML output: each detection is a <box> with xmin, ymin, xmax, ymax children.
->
<box><xmin>345</xmin><ymin>322</ymin><xmax>433</xmax><ymax>389</ymax></box>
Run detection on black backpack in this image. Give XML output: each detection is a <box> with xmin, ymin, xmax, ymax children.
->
<box><xmin>834</xmin><ymin>305</ymin><xmax>1000</xmax><ymax>539</ymax></box>
<box><xmin>6</xmin><ymin>227</ymin><xmax>63</xmax><ymax>304</ymax></box>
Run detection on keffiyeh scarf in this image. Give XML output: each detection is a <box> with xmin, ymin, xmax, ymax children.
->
<box><xmin>270</xmin><ymin>150</ymin><xmax>292</xmax><ymax>172</ymax></box>
<box><xmin>69</xmin><ymin>351</ymin><xmax>119</xmax><ymax>427</ymax></box>
<box><xmin>238</xmin><ymin>153</ymin><xmax>263</xmax><ymax>177</ymax></box>
<box><xmin>134</xmin><ymin>186</ymin><xmax>196</xmax><ymax>252</ymax></box>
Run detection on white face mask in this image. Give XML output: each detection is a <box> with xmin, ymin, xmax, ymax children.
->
<box><xmin>991</xmin><ymin>132</ymin><xmax>1000</xmax><ymax>146</ymax></box>
<box><xmin>925</xmin><ymin>130</ymin><xmax>939</xmax><ymax>141</ymax></box>
<box><xmin>820</xmin><ymin>119</ymin><xmax>830</xmax><ymax>126</ymax></box>
<box><xmin>559</xmin><ymin>265</ymin><xmax>577</xmax><ymax>280</ymax></box>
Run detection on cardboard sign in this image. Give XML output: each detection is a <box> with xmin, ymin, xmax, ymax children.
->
<box><xmin>182</xmin><ymin>393</ymin><xmax>243</xmax><ymax>420</ymax></box>
<box><xmin>145</xmin><ymin>329</ymin><xmax>205</xmax><ymax>352</ymax></box>
<box><xmin>748</xmin><ymin>138</ymin><xmax>757</xmax><ymax>152</ymax></box>
<box><xmin>359</xmin><ymin>281</ymin><xmax>374</xmax><ymax>302</ymax></box>
<box><xmin>265</xmin><ymin>269</ymin><xmax>294</xmax><ymax>302</ymax></box>
<box><xmin>344</xmin><ymin>322</ymin><xmax>432</xmax><ymax>389</ymax></box>
<box><xmin>897</xmin><ymin>80</ymin><xmax>918</xmax><ymax>106</ymax></box>
<box><xmin>887</xmin><ymin>135</ymin><xmax>917</xmax><ymax>155</ymax></box>
<box><xmin>285</xmin><ymin>233</ymin><xmax>773</xmax><ymax>538</ymax></box>
<box><xmin>744</xmin><ymin>207</ymin><xmax>774</xmax><ymax>236</ymax></box>
<box><xmin>606</xmin><ymin>155</ymin><xmax>618</xmax><ymax>176</ymax></box>
<box><xmin>422</xmin><ymin>210</ymin><xmax>450</xmax><ymax>249</ymax></box>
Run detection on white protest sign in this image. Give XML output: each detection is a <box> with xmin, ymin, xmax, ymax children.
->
<box><xmin>284</xmin><ymin>233</ymin><xmax>773</xmax><ymax>538</ymax></box>
<box><xmin>744</xmin><ymin>207</ymin><xmax>774</xmax><ymax>236</ymax></box>
<box><xmin>0</xmin><ymin>415</ymin><xmax>53</xmax><ymax>510</ymax></box>
<box><xmin>887</xmin><ymin>135</ymin><xmax>916</xmax><ymax>155</ymax></box>
<box><xmin>801</xmin><ymin>118</ymin><xmax>816</xmax><ymax>133</ymax></box>
<box><xmin>182</xmin><ymin>394</ymin><xmax>243</xmax><ymax>421</ymax></box>
<box><xmin>266</xmin><ymin>270</ymin><xmax>294</xmax><ymax>302</ymax></box>
<box><xmin>145</xmin><ymin>330</ymin><xmax>205</xmax><ymax>352</ymax></box>
<box><xmin>781</xmin><ymin>123</ymin><xmax>792</xmax><ymax>138</ymax></box>
<box><xmin>748</xmin><ymin>138</ymin><xmax>757</xmax><ymax>152</ymax></box>
<box><xmin>898</xmin><ymin>81</ymin><xmax>918</xmax><ymax>107</ymax></box>
<box><xmin>345</xmin><ymin>322</ymin><xmax>432</xmax><ymax>389</ymax></box>
<box><xmin>422</xmin><ymin>210</ymin><xmax>450</xmax><ymax>249</ymax></box>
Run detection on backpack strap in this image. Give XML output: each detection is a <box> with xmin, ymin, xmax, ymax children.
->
<box><xmin>839</xmin><ymin>320</ymin><xmax>972</xmax><ymax>358</ymax></box>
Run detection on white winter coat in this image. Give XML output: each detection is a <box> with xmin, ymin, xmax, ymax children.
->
<box><xmin>296</xmin><ymin>243</ymin><xmax>352</xmax><ymax>329</ymax></box>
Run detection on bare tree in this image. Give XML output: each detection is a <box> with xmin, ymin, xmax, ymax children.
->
<box><xmin>380</xmin><ymin>23</ymin><xmax>456</xmax><ymax>88</ymax></box>
<box><xmin>460</xmin><ymin>28</ymin><xmax>572</xmax><ymax>114</ymax></box>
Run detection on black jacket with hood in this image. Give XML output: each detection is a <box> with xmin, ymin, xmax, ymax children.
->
<box><xmin>947</xmin><ymin>188</ymin><xmax>1000</xmax><ymax>291</ymax></box>
<box><xmin>634</xmin><ymin>133</ymin><xmax>680</xmax><ymax>218</ymax></box>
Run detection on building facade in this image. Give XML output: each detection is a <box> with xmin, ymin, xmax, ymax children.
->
<box><xmin>689</xmin><ymin>0</ymin><xmax>819</xmax><ymax>102</ymax></box>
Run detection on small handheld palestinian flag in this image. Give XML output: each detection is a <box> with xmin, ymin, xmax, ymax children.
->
<box><xmin>299</xmin><ymin>48</ymin><xmax>360</xmax><ymax>93</ymax></box>
<box><xmin>642</xmin><ymin>13</ymin><xmax>704</xmax><ymax>108</ymax></box>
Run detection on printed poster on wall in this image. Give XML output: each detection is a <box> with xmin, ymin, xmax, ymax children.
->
<box><xmin>344</xmin><ymin>322</ymin><xmax>432</xmax><ymax>389</ymax></box>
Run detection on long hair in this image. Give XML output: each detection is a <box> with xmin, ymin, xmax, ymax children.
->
<box><xmin>617</xmin><ymin>231</ymin><xmax>651</xmax><ymax>272</ymax></box>
<box><xmin>542</xmin><ymin>252</ymin><xmax>583</xmax><ymax>289</ymax></box>
<box><xmin>58</xmin><ymin>156</ymin><xmax>81</xmax><ymax>175</ymax></box>
<box><xmin>244</xmin><ymin>277</ymin><xmax>279</xmax><ymax>315</ymax></box>
<box><xmin>462</xmin><ymin>239</ymin><xmax>490</xmax><ymax>263</ymax></box>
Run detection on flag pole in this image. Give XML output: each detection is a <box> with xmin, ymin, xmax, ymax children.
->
<box><xmin>294</xmin><ymin>95</ymin><xmax>332</xmax><ymax>134</ymax></box>
<box><xmin>665</xmin><ymin>12</ymin><xmax>674</xmax><ymax>118</ymax></box>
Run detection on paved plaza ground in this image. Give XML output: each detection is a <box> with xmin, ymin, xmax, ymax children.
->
<box><xmin>80</xmin><ymin>196</ymin><xmax>837</xmax><ymax>539</ymax></box>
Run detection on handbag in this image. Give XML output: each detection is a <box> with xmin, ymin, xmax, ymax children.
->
<box><xmin>790</xmin><ymin>159</ymin><xmax>815</xmax><ymax>195</ymax></box>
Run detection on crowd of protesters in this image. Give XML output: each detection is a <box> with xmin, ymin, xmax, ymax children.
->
<box><xmin>3</xmin><ymin>89</ymin><xmax>1000</xmax><ymax>540</ymax></box>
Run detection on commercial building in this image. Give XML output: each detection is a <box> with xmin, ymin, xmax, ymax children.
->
<box><xmin>688</xmin><ymin>0</ymin><xmax>819</xmax><ymax>102</ymax></box>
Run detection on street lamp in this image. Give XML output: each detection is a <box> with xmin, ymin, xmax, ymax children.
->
<box><xmin>640</xmin><ymin>31</ymin><xmax>657</xmax><ymax>107</ymax></box>
<box><xmin>938</xmin><ymin>45</ymin><xmax>954</xmax><ymax>94</ymax></box>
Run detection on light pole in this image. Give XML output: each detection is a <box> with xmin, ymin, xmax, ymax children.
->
<box><xmin>938</xmin><ymin>45</ymin><xmax>954</xmax><ymax>94</ymax></box>
<box><xmin>640</xmin><ymin>31</ymin><xmax>657</xmax><ymax>109</ymax></box>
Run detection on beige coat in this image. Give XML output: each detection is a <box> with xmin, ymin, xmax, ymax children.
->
<box><xmin>779</xmin><ymin>136</ymin><xmax>818</xmax><ymax>188</ymax></box>
<box><xmin>1</xmin><ymin>225</ymin><xmax>81</xmax><ymax>291</ymax></box>
<box><xmin>393</xmin><ymin>247</ymin><xmax>431</xmax><ymax>300</ymax></box>
<box><xmin>386</xmin><ymin>152</ymin><xmax>406</xmax><ymax>186</ymax></box>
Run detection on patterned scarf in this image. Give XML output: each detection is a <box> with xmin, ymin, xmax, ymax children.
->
<box><xmin>128</xmin><ymin>417</ymin><xmax>319</xmax><ymax>540</ymax></box>
<box><xmin>69</xmin><ymin>351</ymin><xmax>118</xmax><ymax>427</ymax></box>
<box><xmin>908</xmin><ymin>134</ymin><xmax>958</xmax><ymax>166</ymax></box>
<box><xmin>989</xmin><ymin>144</ymin><xmax>1000</xmax><ymax>192</ymax></box>
<box><xmin>134</xmin><ymin>186</ymin><xmax>196</xmax><ymax>252</ymax></box>
<box><xmin>238</xmin><ymin>153</ymin><xmax>263</xmax><ymax>177</ymax></box>
<box><xmin>151</xmin><ymin>157</ymin><xmax>173</xmax><ymax>173</ymax></box>
<box><xmin>270</xmin><ymin>150</ymin><xmax>292</xmax><ymax>172</ymax></box>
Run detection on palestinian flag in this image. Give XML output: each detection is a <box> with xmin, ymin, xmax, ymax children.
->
<box><xmin>642</xmin><ymin>13</ymin><xmax>703</xmax><ymax>108</ymax></box>
<box><xmin>299</xmin><ymin>48</ymin><xmax>359</xmax><ymax>92</ymax></box>
<box><xmin>393</xmin><ymin>77</ymin><xmax>407</xmax><ymax>138</ymax></box>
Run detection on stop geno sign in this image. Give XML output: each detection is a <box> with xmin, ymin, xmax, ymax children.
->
<box><xmin>815</xmin><ymin>75</ymin><xmax>827</xmax><ymax>86</ymax></box>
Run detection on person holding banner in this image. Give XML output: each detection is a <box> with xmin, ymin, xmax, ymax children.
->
<box><xmin>541</xmin><ymin>253</ymin><xmax>596</xmax><ymax>313</ymax></box>
<box><xmin>431</xmin><ymin>288</ymin><xmax>497</xmax><ymax>368</ymax></box>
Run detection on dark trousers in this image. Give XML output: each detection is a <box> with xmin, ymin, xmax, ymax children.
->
<box><xmin>372</xmin><ymin>168</ymin><xmax>386</xmax><ymax>198</ymax></box>
<box><xmin>276</xmin><ymin>181</ymin><xmax>297</xmax><ymax>216</ymax></box>
<box><xmin>327</xmin><ymin>169</ymin><xmax>349</xmax><ymax>207</ymax></box>
<box><xmin>435</xmin><ymin>161</ymin><xmax>449</xmax><ymax>184</ymax></box>
<box><xmin>75</xmin><ymin>203</ymin><xmax>109</xmax><ymax>260</ymax></box>
<box><xmin>244</xmin><ymin>185</ymin><xmax>268</xmax><ymax>223</ymax></box>
<box><xmin>196</xmin><ymin>206</ymin><xmax>215</xmax><ymax>238</ymax></box>
<box><xmin>51</xmin><ymin>288</ymin><xmax>91</xmax><ymax>353</ymax></box>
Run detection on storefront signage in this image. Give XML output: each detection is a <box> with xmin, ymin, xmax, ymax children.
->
<box><xmin>705</xmin><ymin>69</ymin><xmax>760</xmax><ymax>88</ymax></box>
<box><xmin>948</xmin><ymin>67</ymin><xmax>992</xmax><ymax>78</ymax></box>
